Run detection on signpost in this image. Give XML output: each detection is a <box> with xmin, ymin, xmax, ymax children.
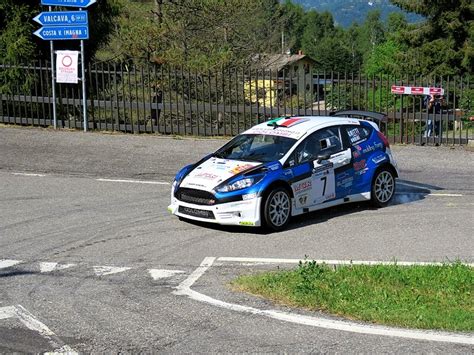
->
<box><xmin>34</xmin><ymin>0</ymin><xmax>94</xmax><ymax>132</ymax></box>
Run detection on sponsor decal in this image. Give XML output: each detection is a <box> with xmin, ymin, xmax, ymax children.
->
<box><xmin>372</xmin><ymin>154</ymin><xmax>387</xmax><ymax>164</ymax></box>
<box><xmin>187</xmin><ymin>182</ymin><xmax>206</xmax><ymax>187</ymax></box>
<box><xmin>353</xmin><ymin>159</ymin><xmax>366</xmax><ymax>172</ymax></box>
<box><xmin>242</xmin><ymin>192</ymin><xmax>257</xmax><ymax>200</ymax></box>
<box><xmin>239</xmin><ymin>221</ymin><xmax>255</xmax><ymax>226</ymax></box>
<box><xmin>244</xmin><ymin>127</ymin><xmax>304</xmax><ymax>139</ymax></box>
<box><xmin>195</xmin><ymin>172</ymin><xmax>219</xmax><ymax>180</ymax></box>
<box><xmin>348</xmin><ymin>128</ymin><xmax>361</xmax><ymax>143</ymax></box>
<box><xmin>355</xmin><ymin>168</ymin><xmax>368</xmax><ymax>176</ymax></box>
<box><xmin>362</xmin><ymin>142</ymin><xmax>383</xmax><ymax>154</ymax></box>
<box><xmin>313</xmin><ymin>163</ymin><xmax>333</xmax><ymax>175</ymax></box>
<box><xmin>312</xmin><ymin>192</ymin><xmax>335</xmax><ymax>205</ymax></box>
<box><xmin>229</xmin><ymin>163</ymin><xmax>255</xmax><ymax>175</ymax></box>
<box><xmin>298</xmin><ymin>195</ymin><xmax>308</xmax><ymax>205</ymax></box>
<box><xmin>336</xmin><ymin>176</ymin><xmax>353</xmax><ymax>188</ymax></box>
<box><xmin>230</xmin><ymin>201</ymin><xmax>253</xmax><ymax>207</ymax></box>
<box><xmin>268</xmin><ymin>163</ymin><xmax>280</xmax><ymax>171</ymax></box>
<box><xmin>293</xmin><ymin>180</ymin><xmax>312</xmax><ymax>194</ymax></box>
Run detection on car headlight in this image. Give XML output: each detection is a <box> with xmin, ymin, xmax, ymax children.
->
<box><xmin>216</xmin><ymin>177</ymin><xmax>261</xmax><ymax>193</ymax></box>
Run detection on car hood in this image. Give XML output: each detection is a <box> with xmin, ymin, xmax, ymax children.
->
<box><xmin>179</xmin><ymin>157</ymin><xmax>261</xmax><ymax>192</ymax></box>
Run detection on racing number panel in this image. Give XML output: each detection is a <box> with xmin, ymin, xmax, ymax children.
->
<box><xmin>289</xmin><ymin>126</ymin><xmax>351</xmax><ymax>209</ymax></box>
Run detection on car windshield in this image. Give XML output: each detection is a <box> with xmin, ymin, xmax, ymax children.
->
<box><xmin>214</xmin><ymin>134</ymin><xmax>297</xmax><ymax>162</ymax></box>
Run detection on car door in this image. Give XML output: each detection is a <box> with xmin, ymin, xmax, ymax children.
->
<box><xmin>288</xmin><ymin>126</ymin><xmax>351</xmax><ymax>210</ymax></box>
<box><xmin>308</xmin><ymin>126</ymin><xmax>351</xmax><ymax>205</ymax></box>
<box><xmin>341</xmin><ymin>124</ymin><xmax>374</xmax><ymax>194</ymax></box>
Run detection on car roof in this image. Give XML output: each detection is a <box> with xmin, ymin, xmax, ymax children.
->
<box><xmin>242</xmin><ymin>116</ymin><xmax>364</xmax><ymax>140</ymax></box>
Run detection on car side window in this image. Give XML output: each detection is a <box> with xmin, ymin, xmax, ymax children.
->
<box><xmin>344</xmin><ymin>125</ymin><xmax>372</xmax><ymax>145</ymax></box>
<box><xmin>288</xmin><ymin>127</ymin><xmax>343</xmax><ymax>166</ymax></box>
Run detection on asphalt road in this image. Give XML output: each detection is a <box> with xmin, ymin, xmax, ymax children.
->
<box><xmin>0</xmin><ymin>126</ymin><xmax>473</xmax><ymax>353</ymax></box>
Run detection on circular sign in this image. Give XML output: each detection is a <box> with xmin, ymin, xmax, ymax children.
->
<box><xmin>62</xmin><ymin>55</ymin><xmax>73</xmax><ymax>67</ymax></box>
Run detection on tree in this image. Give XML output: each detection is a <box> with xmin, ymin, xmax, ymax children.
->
<box><xmin>390</xmin><ymin>0</ymin><xmax>473</xmax><ymax>75</ymax></box>
<box><xmin>277</xmin><ymin>0</ymin><xmax>306</xmax><ymax>54</ymax></box>
<box><xmin>360</xmin><ymin>10</ymin><xmax>386</xmax><ymax>56</ymax></box>
<box><xmin>103</xmin><ymin>0</ymin><xmax>282</xmax><ymax>70</ymax></box>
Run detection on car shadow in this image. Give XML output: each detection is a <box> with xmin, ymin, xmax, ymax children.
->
<box><xmin>178</xmin><ymin>179</ymin><xmax>442</xmax><ymax>234</ymax></box>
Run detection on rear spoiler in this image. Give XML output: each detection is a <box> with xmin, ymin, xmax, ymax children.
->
<box><xmin>331</xmin><ymin>110</ymin><xmax>387</xmax><ymax>123</ymax></box>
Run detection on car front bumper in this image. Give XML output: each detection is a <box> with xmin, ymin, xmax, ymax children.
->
<box><xmin>168</xmin><ymin>196</ymin><xmax>263</xmax><ymax>227</ymax></box>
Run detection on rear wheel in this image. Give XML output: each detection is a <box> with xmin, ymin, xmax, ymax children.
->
<box><xmin>371</xmin><ymin>168</ymin><xmax>395</xmax><ymax>207</ymax></box>
<box><xmin>263</xmin><ymin>187</ymin><xmax>291</xmax><ymax>231</ymax></box>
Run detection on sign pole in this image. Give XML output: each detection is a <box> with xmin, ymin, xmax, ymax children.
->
<box><xmin>49</xmin><ymin>6</ymin><xmax>57</xmax><ymax>129</ymax></box>
<box><xmin>80</xmin><ymin>7</ymin><xmax>87</xmax><ymax>132</ymax></box>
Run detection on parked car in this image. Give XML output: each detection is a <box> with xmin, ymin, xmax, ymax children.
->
<box><xmin>168</xmin><ymin>111</ymin><xmax>399</xmax><ymax>231</ymax></box>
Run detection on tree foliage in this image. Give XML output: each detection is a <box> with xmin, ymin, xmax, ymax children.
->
<box><xmin>389</xmin><ymin>0</ymin><xmax>473</xmax><ymax>75</ymax></box>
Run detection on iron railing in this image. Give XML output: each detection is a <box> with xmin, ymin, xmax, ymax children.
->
<box><xmin>1</xmin><ymin>61</ymin><xmax>472</xmax><ymax>145</ymax></box>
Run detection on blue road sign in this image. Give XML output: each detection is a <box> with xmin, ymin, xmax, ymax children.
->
<box><xmin>40</xmin><ymin>0</ymin><xmax>96</xmax><ymax>8</ymax></box>
<box><xmin>33</xmin><ymin>11</ymin><xmax>88</xmax><ymax>26</ymax></box>
<box><xmin>34</xmin><ymin>25</ymin><xmax>89</xmax><ymax>40</ymax></box>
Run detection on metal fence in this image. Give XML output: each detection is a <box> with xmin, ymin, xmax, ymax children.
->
<box><xmin>1</xmin><ymin>61</ymin><xmax>472</xmax><ymax>145</ymax></box>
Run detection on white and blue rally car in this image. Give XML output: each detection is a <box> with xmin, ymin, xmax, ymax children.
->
<box><xmin>169</xmin><ymin>111</ymin><xmax>399</xmax><ymax>231</ymax></box>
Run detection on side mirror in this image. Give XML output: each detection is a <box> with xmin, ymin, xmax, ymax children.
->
<box><xmin>316</xmin><ymin>153</ymin><xmax>331</xmax><ymax>164</ymax></box>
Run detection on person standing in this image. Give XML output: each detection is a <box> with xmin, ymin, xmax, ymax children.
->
<box><xmin>424</xmin><ymin>94</ymin><xmax>445</xmax><ymax>138</ymax></box>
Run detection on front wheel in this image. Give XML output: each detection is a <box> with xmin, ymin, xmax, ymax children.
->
<box><xmin>262</xmin><ymin>187</ymin><xmax>291</xmax><ymax>231</ymax></box>
<box><xmin>371</xmin><ymin>168</ymin><xmax>395</xmax><ymax>207</ymax></box>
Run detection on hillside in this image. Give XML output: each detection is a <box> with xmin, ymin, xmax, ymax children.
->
<box><xmin>292</xmin><ymin>0</ymin><xmax>423</xmax><ymax>27</ymax></box>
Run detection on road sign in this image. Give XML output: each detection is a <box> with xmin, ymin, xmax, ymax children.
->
<box><xmin>56</xmin><ymin>51</ymin><xmax>79</xmax><ymax>83</ymax></box>
<box><xmin>33</xmin><ymin>11</ymin><xmax>88</xmax><ymax>26</ymax></box>
<box><xmin>40</xmin><ymin>0</ymin><xmax>96</xmax><ymax>7</ymax></box>
<box><xmin>34</xmin><ymin>25</ymin><xmax>89</xmax><ymax>40</ymax></box>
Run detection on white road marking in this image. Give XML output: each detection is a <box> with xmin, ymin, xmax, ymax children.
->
<box><xmin>149</xmin><ymin>269</ymin><xmax>185</xmax><ymax>280</ymax></box>
<box><xmin>0</xmin><ymin>259</ymin><xmax>22</xmax><ymax>269</ymax></box>
<box><xmin>0</xmin><ymin>306</ymin><xmax>15</xmax><ymax>320</ymax></box>
<box><xmin>174</xmin><ymin>257</ymin><xmax>474</xmax><ymax>345</ymax></box>
<box><xmin>397</xmin><ymin>182</ymin><xmax>463</xmax><ymax>197</ymax></box>
<box><xmin>11</xmin><ymin>172</ymin><xmax>46</xmax><ymax>177</ymax></box>
<box><xmin>217</xmin><ymin>257</ymin><xmax>474</xmax><ymax>267</ymax></box>
<box><xmin>96</xmin><ymin>178</ymin><xmax>170</xmax><ymax>185</ymax></box>
<box><xmin>397</xmin><ymin>181</ymin><xmax>429</xmax><ymax>190</ymax></box>
<box><xmin>0</xmin><ymin>305</ymin><xmax>77</xmax><ymax>353</ymax></box>
<box><xmin>93</xmin><ymin>266</ymin><xmax>132</xmax><ymax>276</ymax></box>
<box><xmin>39</xmin><ymin>262</ymin><xmax>76</xmax><ymax>273</ymax></box>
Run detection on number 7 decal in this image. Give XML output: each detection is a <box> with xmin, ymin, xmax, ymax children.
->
<box><xmin>321</xmin><ymin>176</ymin><xmax>327</xmax><ymax>196</ymax></box>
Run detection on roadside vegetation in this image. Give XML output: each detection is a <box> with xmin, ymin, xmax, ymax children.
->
<box><xmin>231</xmin><ymin>261</ymin><xmax>474</xmax><ymax>332</ymax></box>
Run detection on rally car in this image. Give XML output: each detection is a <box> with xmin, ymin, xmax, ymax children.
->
<box><xmin>168</xmin><ymin>111</ymin><xmax>399</xmax><ymax>231</ymax></box>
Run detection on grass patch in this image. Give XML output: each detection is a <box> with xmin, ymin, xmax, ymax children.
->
<box><xmin>231</xmin><ymin>261</ymin><xmax>473</xmax><ymax>332</ymax></box>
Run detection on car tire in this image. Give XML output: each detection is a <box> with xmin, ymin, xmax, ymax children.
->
<box><xmin>371</xmin><ymin>167</ymin><xmax>396</xmax><ymax>207</ymax></box>
<box><xmin>262</xmin><ymin>187</ymin><xmax>292</xmax><ymax>231</ymax></box>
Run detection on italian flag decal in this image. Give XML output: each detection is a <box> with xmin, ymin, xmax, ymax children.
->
<box><xmin>267</xmin><ymin>117</ymin><xmax>308</xmax><ymax>127</ymax></box>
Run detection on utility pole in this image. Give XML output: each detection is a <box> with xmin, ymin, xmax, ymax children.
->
<box><xmin>281</xmin><ymin>31</ymin><xmax>284</xmax><ymax>54</ymax></box>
